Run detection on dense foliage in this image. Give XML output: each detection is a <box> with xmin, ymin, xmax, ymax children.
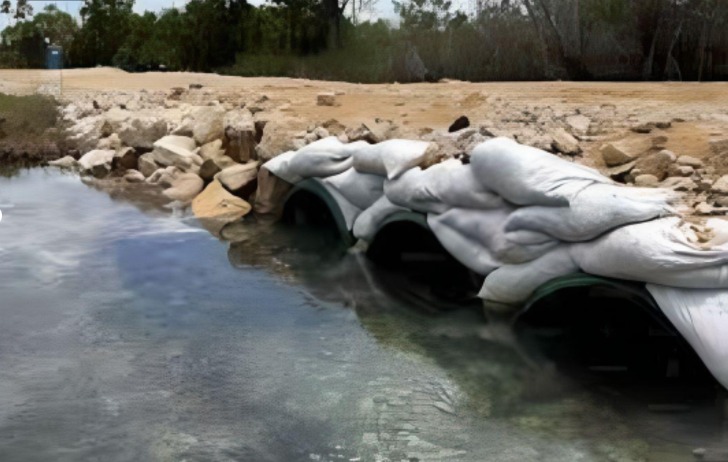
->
<box><xmin>2</xmin><ymin>0</ymin><xmax>728</xmax><ymax>81</ymax></box>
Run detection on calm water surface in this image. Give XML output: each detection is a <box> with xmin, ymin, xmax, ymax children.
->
<box><xmin>0</xmin><ymin>169</ymin><xmax>726</xmax><ymax>461</ymax></box>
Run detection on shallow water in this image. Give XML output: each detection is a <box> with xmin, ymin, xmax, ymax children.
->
<box><xmin>0</xmin><ymin>169</ymin><xmax>726</xmax><ymax>461</ymax></box>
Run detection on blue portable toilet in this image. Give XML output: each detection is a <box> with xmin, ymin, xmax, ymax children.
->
<box><xmin>46</xmin><ymin>45</ymin><xmax>63</xmax><ymax>70</ymax></box>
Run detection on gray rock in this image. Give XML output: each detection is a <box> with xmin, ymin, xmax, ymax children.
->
<box><xmin>116</xmin><ymin>116</ymin><xmax>167</xmax><ymax>149</ymax></box>
<box><xmin>138</xmin><ymin>153</ymin><xmax>159</xmax><ymax>177</ymax></box>
<box><xmin>163</xmin><ymin>172</ymin><xmax>204</xmax><ymax>203</ymax></box>
<box><xmin>151</xmin><ymin>135</ymin><xmax>200</xmax><ymax>170</ymax></box>
<box><xmin>79</xmin><ymin>149</ymin><xmax>115</xmax><ymax>174</ymax></box>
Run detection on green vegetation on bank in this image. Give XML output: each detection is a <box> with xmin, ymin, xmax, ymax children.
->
<box><xmin>2</xmin><ymin>0</ymin><xmax>728</xmax><ymax>81</ymax></box>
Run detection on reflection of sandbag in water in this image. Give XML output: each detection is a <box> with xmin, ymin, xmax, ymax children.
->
<box><xmin>353</xmin><ymin>139</ymin><xmax>435</xmax><ymax>180</ymax></box>
<box><xmin>323</xmin><ymin>168</ymin><xmax>385</xmax><ymax>210</ymax></box>
<box><xmin>470</xmin><ymin>137</ymin><xmax>610</xmax><ymax>206</ymax></box>
<box><xmin>478</xmin><ymin>246</ymin><xmax>579</xmax><ymax>308</ymax></box>
<box><xmin>647</xmin><ymin>284</ymin><xmax>728</xmax><ymax>390</ymax></box>
<box><xmin>384</xmin><ymin>159</ymin><xmax>504</xmax><ymax>214</ymax></box>
<box><xmin>504</xmin><ymin>184</ymin><xmax>676</xmax><ymax>242</ymax></box>
<box><xmin>570</xmin><ymin>218</ymin><xmax>728</xmax><ymax>288</ymax></box>
<box><xmin>428</xmin><ymin>207</ymin><xmax>558</xmax><ymax>275</ymax></box>
<box><xmin>353</xmin><ymin>196</ymin><xmax>409</xmax><ymax>242</ymax></box>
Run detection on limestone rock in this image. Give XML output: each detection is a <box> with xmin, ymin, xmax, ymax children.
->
<box><xmin>711</xmin><ymin>175</ymin><xmax>728</xmax><ymax>194</ymax></box>
<box><xmin>634</xmin><ymin>149</ymin><xmax>675</xmax><ymax>181</ymax></box>
<box><xmin>253</xmin><ymin>166</ymin><xmax>293</xmax><ymax>218</ymax></box>
<box><xmin>48</xmin><ymin>155</ymin><xmax>79</xmax><ymax>169</ymax></box>
<box><xmin>199</xmin><ymin>156</ymin><xmax>237</xmax><ymax>182</ymax></box>
<box><xmin>192</xmin><ymin>180</ymin><xmax>252</xmax><ymax>234</ymax></box>
<box><xmin>677</xmin><ymin>155</ymin><xmax>703</xmax><ymax>168</ymax></box>
<box><xmin>112</xmin><ymin>147</ymin><xmax>138</xmax><ymax>170</ymax></box>
<box><xmin>634</xmin><ymin>174</ymin><xmax>659</xmax><ymax>187</ymax></box>
<box><xmin>223</xmin><ymin>109</ymin><xmax>257</xmax><ymax>162</ymax></box>
<box><xmin>123</xmin><ymin>169</ymin><xmax>146</xmax><ymax>183</ymax></box>
<box><xmin>551</xmin><ymin>128</ymin><xmax>581</xmax><ymax>155</ymax></box>
<box><xmin>565</xmin><ymin>114</ymin><xmax>590</xmax><ymax>136</ymax></box>
<box><xmin>97</xmin><ymin>133</ymin><xmax>122</xmax><ymax>150</ymax></box>
<box><xmin>163</xmin><ymin>172</ymin><xmax>204</xmax><ymax>203</ymax></box>
<box><xmin>192</xmin><ymin>105</ymin><xmax>225</xmax><ymax>145</ymax></box>
<box><xmin>607</xmin><ymin>160</ymin><xmax>636</xmax><ymax>182</ymax></box>
<box><xmin>79</xmin><ymin>149</ymin><xmax>115</xmax><ymax>177</ymax></box>
<box><xmin>146</xmin><ymin>166</ymin><xmax>181</xmax><ymax>188</ymax></box>
<box><xmin>661</xmin><ymin>177</ymin><xmax>697</xmax><ymax>192</ymax></box>
<box><xmin>600</xmin><ymin>138</ymin><xmax>650</xmax><ymax>166</ymax></box>
<box><xmin>255</xmin><ymin>118</ymin><xmax>304</xmax><ymax>161</ymax></box>
<box><xmin>317</xmin><ymin>92</ymin><xmax>336</xmax><ymax>107</ymax></box>
<box><xmin>216</xmin><ymin>161</ymin><xmax>259</xmax><ymax>197</ymax></box>
<box><xmin>138</xmin><ymin>153</ymin><xmax>159</xmax><ymax>177</ymax></box>
<box><xmin>710</xmin><ymin>139</ymin><xmax>728</xmax><ymax>155</ymax></box>
<box><xmin>151</xmin><ymin>135</ymin><xmax>200</xmax><ymax>170</ymax></box>
<box><xmin>116</xmin><ymin>116</ymin><xmax>167</xmax><ymax>149</ymax></box>
<box><xmin>199</xmin><ymin>139</ymin><xmax>225</xmax><ymax>161</ymax></box>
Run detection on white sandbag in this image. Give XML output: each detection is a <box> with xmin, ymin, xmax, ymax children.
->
<box><xmin>570</xmin><ymin>217</ymin><xmax>728</xmax><ymax>288</ymax></box>
<box><xmin>647</xmin><ymin>284</ymin><xmax>728</xmax><ymax>390</ymax></box>
<box><xmin>286</xmin><ymin>137</ymin><xmax>355</xmax><ymax>179</ymax></box>
<box><xmin>353</xmin><ymin>139</ymin><xmax>434</xmax><ymax>180</ymax></box>
<box><xmin>504</xmin><ymin>183</ymin><xmax>675</xmax><ymax>242</ymax></box>
<box><xmin>427</xmin><ymin>207</ymin><xmax>559</xmax><ymax>275</ymax></box>
<box><xmin>317</xmin><ymin>180</ymin><xmax>361</xmax><ymax>230</ymax></box>
<box><xmin>352</xmin><ymin>196</ymin><xmax>409</xmax><ymax>242</ymax></box>
<box><xmin>478</xmin><ymin>246</ymin><xmax>579</xmax><ymax>306</ymax></box>
<box><xmin>384</xmin><ymin>159</ymin><xmax>504</xmax><ymax>214</ymax></box>
<box><xmin>470</xmin><ymin>137</ymin><xmax>610</xmax><ymax>206</ymax></box>
<box><xmin>322</xmin><ymin>168</ymin><xmax>385</xmax><ymax>210</ymax></box>
<box><xmin>262</xmin><ymin>150</ymin><xmax>303</xmax><ymax>184</ymax></box>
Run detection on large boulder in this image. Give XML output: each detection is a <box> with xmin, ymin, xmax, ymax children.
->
<box><xmin>600</xmin><ymin>138</ymin><xmax>651</xmax><ymax>166</ymax></box>
<box><xmin>151</xmin><ymin>135</ymin><xmax>201</xmax><ymax>170</ymax></box>
<box><xmin>78</xmin><ymin>149</ymin><xmax>115</xmax><ymax>178</ymax></box>
<box><xmin>223</xmin><ymin>109</ymin><xmax>257</xmax><ymax>162</ymax></box>
<box><xmin>163</xmin><ymin>172</ymin><xmax>204</xmax><ymax>203</ymax></box>
<box><xmin>255</xmin><ymin>118</ymin><xmax>305</xmax><ymax>161</ymax></box>
<box><xmin>192</xmin><ymin>180</ymin><xmax>252</xmax><ymax>234</ymax></box>
<box><xmin>216</xmin><ymin>161</ymin><xmax>259</xmax><ymax>197</ymax></box>
<box><xmin>115</xmin><ymin>116</ymin><xmax>168</xmax><ymax>149</ymax></box>
<box><xmin>253</xmin><ymin>166</ymin><xmax>293</xmax><ymax>219</ymax></box>
<box><xmin>192</xmin><ymin>105</ymin><xmax>225</xmax><ymax>145</ymax></box>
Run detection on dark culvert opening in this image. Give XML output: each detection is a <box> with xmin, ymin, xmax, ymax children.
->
<box><xmin>514</xmin><ymin>284</ymin><xmax>720</xmax><ymax>398</ymax></box>
<box><xmin>281</xmin><ymin>190</ymin><xmax>349</xmax><ymax>256</ymax></box>
<box><xmin>366</xmin><ymin>220</ymin><xmax>484</xmax><ymax>309</ymax></box>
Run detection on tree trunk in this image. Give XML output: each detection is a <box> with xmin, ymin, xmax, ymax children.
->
<box><xmin>663</xmin><ymin>18</ymin><xmax>683</xmax><ymax>79</ymax></box>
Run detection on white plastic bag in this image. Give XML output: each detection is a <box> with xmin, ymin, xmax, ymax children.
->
<box><xmin>470</xmin><ymin>137</ymin><xmax>610</xmax><ymax>206</ymax></box>
<box><xmin>286</xmin><ymin>137</ymin><xmax>354</xmax><ymax>179</ymax></box>
<box><xmin>352</xmin><ymin>196</ymin><xmax>409</xmax><ymax>242</ymax></box>
<box><xmin>428</xmin><ymin>207</ymin><xmax>559</xmax><ymax>275</ymax></box>
<box><xmin>353</xmin><ymin>139</ymin><xmax>434</xmax><ymax>180</ymax></box>
<box><xmin>384</xmin><ymin>159</ymin><xmax>504</xmax><ymax>214</ymax></box>
<box><xmin>647</xmin><ymin>284</ymin><xmax>728</xmax><ymax>390</ymax></box>
<box><xmin>323</xmin><ymin>168</ymin><xmax>385</xmax><ymax>210</ymax></box>
<box><xmin>570</xmin><ymin>217</ymin><xmax>728</xmax><ymax>288</ymax></box>
<box><xmin>504</xmin><ymin>184</ymin><xmax>675</xmax><ymax>242</ymax></box>
<box><xmin>478</xmin><ymin>246</ymin><xmax>579</xmax><ymax>306</ymax></box>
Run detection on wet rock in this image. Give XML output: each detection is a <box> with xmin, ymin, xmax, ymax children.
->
<box><xmin>112</xmin><ymin>147</ymin><xmax>138</xmax><ymax>170</ymax></box>
<box><xmin>163</xmin><ymin>172</ymin><xmax>204</xmax><ymax>203</ymax></box>
<box><xmin>565</xmin><ymin>114</ymin><xmax>590</xmax><ymax>136</ymax></box>
<box><xmin>634</xmin><ymin>174</ymin><xmax>659</xmax><ymax>187</ymax></box>
<box><xmin>448</xmin><ymin>116</ymin><xmax>470</xmax><ymax>133</ymax></box>
<box><xmin>151</xmin><ymin>135</ymin><xmax>200</xmax><ymax>170</ymax></box>
<box><xmin>634</xmin><ymin>149</ymin><xmax>675</xmax><ymax>181</ymax></box>
<box><xmin>79</xmin><ymin>149</ymin><xmax>115</xmax><ymax>177</ymax></box>
<box><xmin>217</xmin><ymin>161</ymin><xmax>259</xmax><ymax>197</ymax></box>
<box><xmin>317</xmin><ymin>92</ymin><xmax>337</xmax><ymax>107</ymax></box>
<box><xmin>551</xmin><ymin>128</ymin><xmax>581</xmax><ymax>155</ymax></box>
<box><xmin>223</xmin><ymin>109</ymin><xmax>257</xmax><ymax>163</ymax></box>
<box><xmin>191</xmin><ymin>105</ymin><xmax>225</xmax><ymax>145</ymax></box>
<box><xmin>253</xmin><ymin>166</ymin><xmax>293</xmax><ymax>218</ymax></box>
<box><xmin>138</xmin><ymin>153</ymin><xmax>159</xmax><ymax>177</ymax></box>
<box><xmin>192</xmin><ymin>180</ymin><xmax>252</xmax><ymax>234</ymax></box>
<box><xmin>116</xmin><ymin>116</ymin><xmax>167</xmax><ymax>149</ymax></box>
<box><xmin>600</xmin><ymin>138</ymin><xmax>651</xmax><ymax>166</ymax></box>
<box><xmin>123</xmin><ymin>169</ymin><xmax>146</xmax><ymax>183</ymax></box>
<box><xmin>48</xmin><ymin>155</ymin><xmax>79</xmax><ymax>169</ymax></box>
<box><xmin>677</xmin><ymin>155</ymin><xmax>703</xmax><ymax>168</ymax></box>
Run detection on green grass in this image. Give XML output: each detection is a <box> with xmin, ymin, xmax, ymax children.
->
<box><xmin>0</xmin><ymin>93</ymin><xmax>59</xmax><ymax>142</ymax></box>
